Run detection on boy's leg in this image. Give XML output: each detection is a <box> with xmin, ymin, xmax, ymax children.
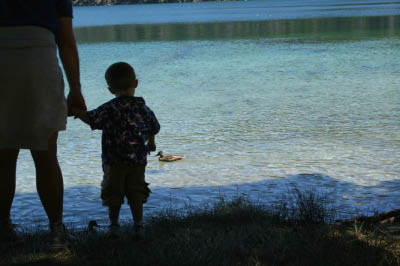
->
<box><xmin>126</xmin><ymin>165</ymin><xmax>149</xmax><ymax>240</ymax></box>
<box><xmin>101</xmin><ymin>163</ymin><xmax>125</xmax><ymax>232</ymax></box>
<box><xmin>130</xmin><ymin>200</ymin><xmax>145</xmax><ymax>239</ymax></box>
<box><xmin>126</xmin><ymin>165</ymin><xmax>149</xmax><ymax>226</ymax></box>
<box><xmin>107</xmin><ymin>205</ymin><xmax>122</xmax><ymax>238</ymax></box>
<box><xmin>0</xmin><ymin>148</ymin><xmax>19</xmax><ymax>222</ymax></box>
<box><xmin>30</xmin><ymin>132</ymin><xmax>64</xmax><ymax>224</ymax></box>
<box><xmin>109</xmin><ymin>205</ymin><xmax>121</xmax><ymax>225</ymax></box>
<box><xmin>129</xmin><ymin>200</ymin><xmax>143</xmax><ymax>226</ymax></box>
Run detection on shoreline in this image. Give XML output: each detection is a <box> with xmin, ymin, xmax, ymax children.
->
<box><xmin>72</xmin><ymin>0</ymin><xmax>236</xmax><ymax>6</ymax></box>
<box><xmin>2</xmin><ymin>193</ymin><xmax>399</xmax><ymax>265</ymax></box>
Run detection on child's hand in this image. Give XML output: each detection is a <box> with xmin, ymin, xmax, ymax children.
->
<box><xmin>147</xmin><ymin>142</ymin><xmax>156</xmax><ymax>155</ymax></box>
<box><xmin>147</xmin><ymin>136</ymin><xmax>156</xmax><ymax>154</ymax></box>
<box><xmin>70</xmin><ymin>107</ymin><xmax>91</xmax><ymax>125</ymax></box>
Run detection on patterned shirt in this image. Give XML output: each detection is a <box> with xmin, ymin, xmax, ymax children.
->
<box><xmin>87</xmin><ymin>96</ymin><xmax>160</xmax><ymax>166</ymax></box>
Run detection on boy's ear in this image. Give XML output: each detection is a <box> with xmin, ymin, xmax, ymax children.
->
<box><xmin>108</xmin><ymin>86</ymin><xmax>115</xmax><ymax>94</ymax></box>
<box><xmin>133</xmin><ymin>79</ymin><xmax>138</xmax><ymax>89</ymax></box>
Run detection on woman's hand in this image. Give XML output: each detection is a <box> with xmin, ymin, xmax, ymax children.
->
<box><xmin>67</xmin><ymin>90</ymin><xmax>86</xmax><ymax>115</ymax></box>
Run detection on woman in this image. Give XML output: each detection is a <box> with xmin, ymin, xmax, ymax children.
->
<box><xmin>0</xmin><ymin>0</ymin><xmax>86</xmax><ymax>250</ymax></box>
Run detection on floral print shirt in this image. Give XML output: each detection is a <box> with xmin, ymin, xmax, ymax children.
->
<box><xmin>87</xmin><ymin>96</ymin><xmax>160</xmax><ymax>166</ymax></box>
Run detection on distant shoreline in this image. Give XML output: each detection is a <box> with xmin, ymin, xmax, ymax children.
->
<box><xmin>72</xmin><ymin>0</ymin><xmax>235</xmax><ymax>6</ymax></box>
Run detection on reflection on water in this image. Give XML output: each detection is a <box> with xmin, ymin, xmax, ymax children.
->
<box><xmin>74</xmin><ymin>16</ymin><xmax>400</xmax><ymax>43</ymax></box>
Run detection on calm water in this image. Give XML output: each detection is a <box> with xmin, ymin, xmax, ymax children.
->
<box><xmin>12</xmin><ymin>0</ymin><xmax>400</xmax><ymax>227</ymax></box>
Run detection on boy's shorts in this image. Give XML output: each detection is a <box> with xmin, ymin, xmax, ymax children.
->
<box><xmin>101</xmin><ymin>163</ymin><xmax>151</xmax><ymax>206</ymax></box>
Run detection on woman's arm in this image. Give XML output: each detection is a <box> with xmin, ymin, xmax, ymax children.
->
<box><xmin>58</xmin><ymin>17</ymin><xmax>87</xmax><ymax>114</ymax></box>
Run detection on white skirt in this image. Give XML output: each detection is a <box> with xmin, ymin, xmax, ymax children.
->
<box><xmin>0</xmin><ymin>26</ymin><xmax>67</xmax><ymax>150</ymax></box>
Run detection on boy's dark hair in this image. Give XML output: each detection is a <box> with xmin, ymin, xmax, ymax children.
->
<box><xmin>105</xmin><ymin>62</ymin><xmax>136</xmax><ymax>91</ymax></box>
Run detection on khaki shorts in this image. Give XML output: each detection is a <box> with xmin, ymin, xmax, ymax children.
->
<box><xmin>101</xmin><ymin>163</ymin><xmax>151</xmax><ymax>206</ymax></box>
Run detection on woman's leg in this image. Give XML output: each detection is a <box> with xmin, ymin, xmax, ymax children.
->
<box><xmin>0</xmin><ymin>149</ymin><xmax>19</xmax><ymax>222</ymax></box>
<box><xmin>30</xmin><ymin>132</ymin><xmax>64</xmax><ymax>224</ymax></box>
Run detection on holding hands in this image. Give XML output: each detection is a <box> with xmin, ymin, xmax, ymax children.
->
<box><xmin>67</xmin><ymin>90</ymin><xmax>86</xmax><ymax>116</ymax></box>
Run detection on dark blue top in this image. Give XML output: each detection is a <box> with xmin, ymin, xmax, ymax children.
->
<box><xmin>87</xmin><ymin>96</ymin><xmax>161</xmax><ymax>166</ymax></box>
<box><xmin>0</xmin><ymin>0</ymin><xmax>73</xmax><ymax>36</ymax></box>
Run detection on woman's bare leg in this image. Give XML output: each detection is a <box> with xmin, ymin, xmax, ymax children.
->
<box><xmin>30</xmin><ymin>133</ymin><xmax>64</xmax><ymax>224</ymax></box>
<box><xmin>0</xmin><ymin>149</ymin><xmax>19</xmax><ymax>222</ymax></box>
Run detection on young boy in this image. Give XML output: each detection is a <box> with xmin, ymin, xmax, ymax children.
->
<box><xmin>71</xmin><ymin>62</ymin><xmax>160</xmax><ymax>238</ymax></box>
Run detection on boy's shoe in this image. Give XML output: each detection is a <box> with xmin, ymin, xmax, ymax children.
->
<box><xmin>0</xmin><ymin>219</ymin><xmax>17</xmax><ymax>244</ymax></box>
<box><xmin>49</xmin><ymin>223</ymin><xmax>68</xmax><ymax>252</ymax></box>
<box><xmin>133</xmin><ymin>224</ymin><xmax>145</xmax><ymax>240</ymax></box>
<box><xmin>106</xmin><ymin>223</ymin><xmax>121</xmax><ymax>239</ymax></box>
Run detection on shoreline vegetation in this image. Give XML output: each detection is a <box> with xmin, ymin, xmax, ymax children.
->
<box><xmin>72</xmin><ymin>0</ymin><xmax>235</xmax><ymax>6</ymax></box>
<box><xmin>1</xmin><ymin>189</ymin><xmax>399</xmax><ymax>266</ymax></box>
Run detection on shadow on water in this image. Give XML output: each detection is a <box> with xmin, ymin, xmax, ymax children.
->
<box><xmin>74</xmin><ymin>15</ymin><xmax>400</xmax><ymax>44</ymax></box>
<box><xmin>11</xmin><ymin>172</ymin><xmax>400</xmax><ymax>228</ymax></box>
<box><xmin>5</xmin><ymin>176</ymin><xmax>400</xmax><ymax>266</ymax></box>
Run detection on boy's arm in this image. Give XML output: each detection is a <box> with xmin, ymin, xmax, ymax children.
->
<box><xmin>148</xmin><ymin>109</ymin><xmax>160</xmax><ymax>136</ymax></box>
<box><xmin>143</xmin><ymin>105</ymin><xmax>159</xmax><ymax>154</ymax></box>
<box><xmin>147</xmin><ymin>135</ymin><xmax>156</xmax><ymax>154</ymax></box>
<box><xmin>71</xmin><ymin>107</ymin><xmax>90</xmax><ymax>125</ymax></box>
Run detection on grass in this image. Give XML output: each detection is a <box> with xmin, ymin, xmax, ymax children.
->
<box><xmin>1</xmin><ymin>189</ymin><xmax>399</xmax><ymax>266</ymax></box>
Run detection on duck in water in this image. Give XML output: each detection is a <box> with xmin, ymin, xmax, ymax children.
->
<box><xmin>156</xmin><ymin>151</ymin><xmax>184</xmax><ymax>162</ymax></box>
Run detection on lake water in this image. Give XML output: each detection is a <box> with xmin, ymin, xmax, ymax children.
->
<box><xmin>11</xmin><ymin>0</ymin><xmax>400</xmax><ymax>227</ymax></box>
